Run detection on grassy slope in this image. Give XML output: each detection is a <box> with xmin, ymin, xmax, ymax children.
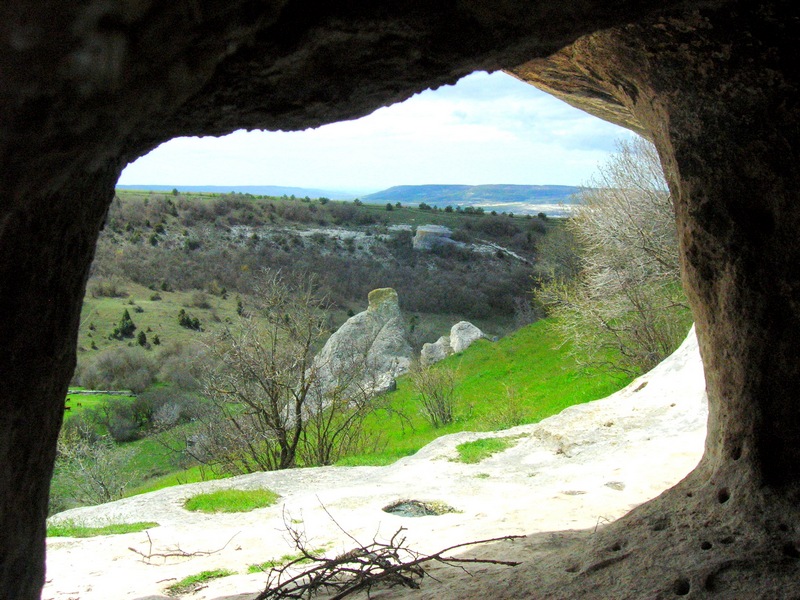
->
<box><xmin>123</xmin><ymin>320</ymin><xmax>631</xmax><ymax>496</ymax></box>
<box><xmin>340</xmin><ymin>319</ymin><xmax>631</xmax><ymax>466</ymax></box>
<box><xmin>77</xmin><ymin>281</ymin><xmax>240</xmax><ymax>355</ymax></box>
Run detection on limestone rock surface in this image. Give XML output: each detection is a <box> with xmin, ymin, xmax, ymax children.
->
<box><xmin>449</xmin><ymin>321</ymin><xmax>486</xmax><ymax>353</ymax></box>
<box><xmin>315</xmin><ymin>288</ymin><xmax>412</xmax><ymax>395</ymax></box>
<box><xmin>412</xmin><ymin>225</ymin><xmax>455</xmax><ymax>250</ymax></box>
<box><xmin>421</xmin><ymin>322</ymin><xmax>486</xmax><ymax>365</ymax></box>
<box><xmin>421</xmin><ymin>335</ymin><xmax>453</xmax><ymax>366</ymax></box>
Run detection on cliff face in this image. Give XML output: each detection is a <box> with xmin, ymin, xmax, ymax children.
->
<box><xmin>314</xmin><ymin>288</ymin><xmax>412</xmax><ymax>396</ymax></box>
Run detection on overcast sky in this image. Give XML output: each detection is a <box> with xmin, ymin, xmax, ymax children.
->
<box><xmin>118</xmin><ymin>71</ymin><xmax>633</xmax><ymax>194</ymax></box>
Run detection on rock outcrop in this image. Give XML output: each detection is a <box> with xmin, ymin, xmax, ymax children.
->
<box><xmin>420</xmin><ymin>335</ymin><xmax>453</xmax><ymax>366</ymax></box>
<box><xmin>420</xmin><ymin>321</ymin><xmax>486</xmax><ymax>365</ymax></box>
<box><xmin>314</xmin><ymin>288</ymin><xmax>412</xmax><ymax>395</ymax></box>
<box><xmin>450</xmin><ymin>321</ymin><xmax>486</xmax><ymax>353</ymax></box>
<box><xmin>412</xmin><ymin>225</ymin><xmax>455</xmax><ymax>250</ymax></box>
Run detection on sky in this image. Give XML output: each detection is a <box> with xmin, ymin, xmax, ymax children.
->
<box><xmin>118</xmin><ymin>71</ymin><xmax>633</xmax><ymax>194</ymax></box>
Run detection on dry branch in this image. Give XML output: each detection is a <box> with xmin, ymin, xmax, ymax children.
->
<box><xmin>128</xmin><ymin>530</ymin><xmax>240</xmax><ymax>564</ymax></box>
<box><xmin>254</xmin><ymin>515</ymin><xmax>522</xmax><ymax>600</ymax></box>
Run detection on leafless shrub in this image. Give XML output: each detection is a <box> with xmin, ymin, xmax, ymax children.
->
<box><xmin>195</xmin><ymin>269</ymin><xmax>386</xmax><ymax>473</ymax></box>
<box><xmin>481</xmin><ymin>385</ymin><xmax>527</xmax><ymax>430</ymax></box>
<box><xmin>537</xmin><ymin>136</ymin><xmax>690</xmax><ymax>375</ymax></box>
<box><xmin>51</xmin><ymin>423</ymin><xmax>139</xmax><ymax>510</ymax></box>
<box><xmin>409</xmin><ymin>362</ymin><xmax>457</xmax><ymax>428</ymax></box>
<box><xmin>75</xmin><ymin>346</ymin><xmax>156</xmax><ymax>393</ymax></box>
<box><xmin>190</xmin><ymin>290</ymin><xmax>212</xmax><ymax>309</ymax></box>
<box><xmin>87</xmin><ymin>277</ymin><xmax>129</xmax><ymax>298</ymax></box>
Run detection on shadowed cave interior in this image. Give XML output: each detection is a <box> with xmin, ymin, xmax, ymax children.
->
<box><xmin>1</xmin><ymin>0</ymin><xmax>799</xmax><ymax>598</ymax></box>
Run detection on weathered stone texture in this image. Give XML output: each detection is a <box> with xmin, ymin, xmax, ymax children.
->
<box><xmin>314</xmin><ymin>288</ymin><xmax>412</xmax><ymax>395</ymax></box>
<box><xmin>1</xmin><ymin>0</ymin><xmax>798</xmax><ymax>598</ymax></box>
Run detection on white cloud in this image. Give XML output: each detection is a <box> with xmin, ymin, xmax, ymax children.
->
<box><xmin>119</xmin><ymin>71</ymin><xmax>633</xmax><ymax>191</ymax></box>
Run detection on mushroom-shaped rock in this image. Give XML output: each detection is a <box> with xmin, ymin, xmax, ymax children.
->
<box><xmin>315</xmin><ymin>288</ymin><xmax>412</xmax><ymax>395</ymax></box>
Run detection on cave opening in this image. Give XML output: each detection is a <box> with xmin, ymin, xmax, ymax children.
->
<box><xmin>2</xmin><ymin>1</ymin><xmax>800</xmax><ymax>598</ymax></box>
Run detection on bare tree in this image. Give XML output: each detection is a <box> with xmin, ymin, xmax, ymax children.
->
<box><xmin>537</xmin><ymin>137</ymin><xmax>691</xmax><ymax>375</ymax></box>
<box><xmin>300</xmin><ymin>345</ymin><xmax>386</xmax><ymax>466</ymax></box>
<box><xmin>195</xmin><ymin>270</ymin><xmax>385</xmax><ymax>473</ymax></box>
<box><xmin>50</xmin><ymin>423</ymin><xmax>139</xmax><ymax>512</ymax></box>
<box><xmin>409</xmin><ymin>362</ymin><xmax>458</xmax><ymax>428</ymax></box>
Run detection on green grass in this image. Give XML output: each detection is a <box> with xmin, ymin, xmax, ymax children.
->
<box><xmin>75</xmin><ymin>318</ymin><xmax>633</xmax><ymax>501</ymax></box>
<box><xmin>63</xmin><ymin>392</ymin><xmax>135</xmax><ymax>419</ymax></box>
<box><xmin>247</xmin><ymin>548</ymin><xmax>327</xmax><ymax>573</ymax></box>
<box><xmin>127</xmin><ymin>463</ymin><xmax>231</xmax><ymax>496</ymax></box>
<box><xmin>338</xmin><ymin>319</ymin><xmax>632</xmax><ymax>466</ymax></box>
<box><xmin>183</xmin><ymin>488</ymin><xmax>280</xmax><ymax>513</ymax></box>
<box><xmin>47</xmin><ymin>520</ymin><xmax>158</xmax><ymax>538</ymax></box>
<box><xmin>454</xmin><ymin>437</ymin><xmax>519</xmax><ymax>464</ymax></box>
<box><xmin>166</xmin><ymin>569</ymin><xmax>236</xmax><ymax>595</ymax></box>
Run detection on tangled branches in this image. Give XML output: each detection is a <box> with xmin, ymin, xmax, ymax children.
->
<box><xmin>255</xmin><ymin>510</ymin><xmax>522</xmax><ymax>600</ymax></box>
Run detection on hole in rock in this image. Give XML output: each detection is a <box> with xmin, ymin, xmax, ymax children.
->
<box><xmin>730</xmin><ymin>446</ymin><xmax>742</xmax><ymax>461</ymax></box>
<box><xmin>717</xmin><ymin>488</ymin><xmax>730</xmax><ymax>504</ymax></box>
<box><xmin>700</xmin><ymin>540</ymin><xmax>712</xmax><ymax>550</ymax></box>
<box><xmin>382</xmin><ymin>500</ymin><xmax>457</xmax><ymax>518</ymax></box>
<box><xmin>673</xmin><ymin>577</ymin><xmax>691</xmax><ymax>595</ymax></box>
<box><xmin>782</xmin><ymin>542</ymin><xmax>800</xmax><ymax>558</ymax></box>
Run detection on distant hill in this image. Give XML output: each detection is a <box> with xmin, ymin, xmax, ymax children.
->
<box><xmin>363</xmin><ymin>184</ymin><xmax>583</xmax><ymax>215</ymax></box>
<box><xmin>116</xmin><ymin>184</ymin><xmax>357</xmax><ymax>200</ymax></box>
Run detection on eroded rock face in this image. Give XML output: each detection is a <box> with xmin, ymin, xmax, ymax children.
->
<box><xmin>1</xmin><ymin>1</ymin><xmax>798</xmax><ymax>598</ymax></box>
<box><xmin>507</xmin><ymin>4</ymin><xmax>800</xmax><ymax>597</ymax></box>
<box><xmin>420</xmin><ymin>321</ymin><xmax>486</xmax><ymax>365</ymax></box>
<box><xmin>420</xmin><ymin>335</ymin><xmax>453</xmax><ymax>366</ymax></box>
<box><xmin>314</xmin><ymin>288</ymin><xmax>412</xmax><ymax>395</ymax></box>
<box><xmin>450</xmin><ymin>321</ymin><xmax>486</xmax><ymax>353</ymax></box>
<box><xmin>412</xmin><ymin>225</ymin><xmax>455</xmax><ymax>250</ymax></box>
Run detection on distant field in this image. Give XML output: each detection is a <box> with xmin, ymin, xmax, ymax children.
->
<box><xmin>77</xmin><ymin>280</ymin><xmax>240</xmax><ymax>355</ymax></box>
<box><xmin>64</xmin><ymin>391</ymin><xmax>135</xmax><ymax>419</ymax></box>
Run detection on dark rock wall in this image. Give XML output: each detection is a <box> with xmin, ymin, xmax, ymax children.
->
<box><xmin>2</xmin><ymin>0</ymin><xmax>798</xmax><ymax>598</ymax></box>
<box><xmin>508</xmin><ymin>4</ymin><xmax>800</xmax><ymax>596</ymax></box>
<box><xmin>514</xmin><ymin>3</ymin><xmax>800</xmax><ymax>489</ymax></box>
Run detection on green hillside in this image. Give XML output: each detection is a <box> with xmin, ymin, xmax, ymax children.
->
<box><xmin>123</xmin><ymin>319</ymin><xmax>631</xmax><ymax>497</ymax></box>
<box><xmin>339</xmin><ymin>319</ymin><xmax>631</xmax><ymax>465</ymax></box>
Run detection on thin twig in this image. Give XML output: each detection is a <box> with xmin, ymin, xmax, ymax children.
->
<box><xmin>128</xmin><ymin>531</ymin><xmax>240</xmax><ymax>564</ymax></box>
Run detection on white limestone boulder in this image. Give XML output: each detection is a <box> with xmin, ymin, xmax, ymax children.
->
<box><xmin>314</xmin><ymin>288</ymin><xmax>412</xmax><ymax>395</ymax></box>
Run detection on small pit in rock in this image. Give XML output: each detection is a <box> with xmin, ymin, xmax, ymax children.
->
<box><xmin>383</xmin><ymin>500</ymin><xmax>457</xmax><ymax>518</ymax></box>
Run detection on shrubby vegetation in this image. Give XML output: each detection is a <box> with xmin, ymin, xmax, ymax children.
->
<box><xmin>409</xmin><ymin>363</ymin><xmax>458</xmax><ymax>428</ymax></box>
<box><xmin>536</xmin><ymin>137</ymin><xmax>692</xmax><ymax>375</ymax></box>
<box><xmin>184</xmin><ymin>270</ymin><xmax>388</xmax><ymax>473</ymax></box>
<box><xmin>74</xmin><ymin>346</ymin><xmax>156</xmax><ymax>393</ymax></box>
<box><xmin>90</xmin><ymin>190</ymin><xmax>552</xmax><ymax>320</ymax></box>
